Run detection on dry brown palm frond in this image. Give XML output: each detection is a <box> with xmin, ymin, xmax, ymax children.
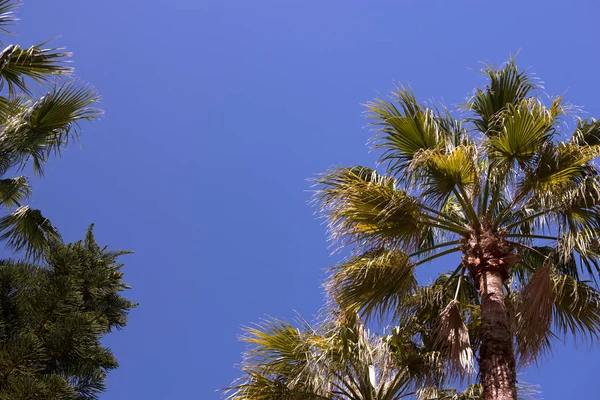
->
<box><xmin>434</xmin><ymin>300</ymin><xmax>474</xmax><ymax>377</ymax></box>
<box><xmin>516</xmin><ymin>265</ymin><xmax>553</xmax><ymax>364</ymax></box>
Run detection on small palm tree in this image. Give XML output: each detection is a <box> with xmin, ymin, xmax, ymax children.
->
<box><xmin>226</xmin><ymin>310</ymin><xmax>538</xmax><ymax>400</ymax></box>
<box><xmin>314</xmin><ymin>58</ymin><xmax>600</xmax><ymax>400</ymax></box>
<box><xmin>0</xmin><ymin>0</ymin><xmax>100</xmax><ymax>258</ymax></box>
<box><xmin>226</xmin><ymin>311</ymin><xmax>444</xmax><ymax>400</ymax></box>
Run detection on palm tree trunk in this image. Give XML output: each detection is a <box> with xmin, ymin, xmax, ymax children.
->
<box><xmin>478</xmin><ymin>270</ymin><xmax>517</xmax><ymax>400</ymax></box>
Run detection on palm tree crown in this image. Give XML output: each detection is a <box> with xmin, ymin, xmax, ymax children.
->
<box><xmin>314</xmin><ymin>59</ymin><xmax>600</xmax><ymax>399</ymax></box>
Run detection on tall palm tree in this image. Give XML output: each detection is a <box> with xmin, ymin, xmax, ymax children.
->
<box><xmin>314</xmin><ymin>59</ymin><xmax>600</xmax><ymax>400</ymax></box>
<box><xmin>0</xmin><ymin>0</ymin><xmax>100</xmax><ymax>259</ymax></box>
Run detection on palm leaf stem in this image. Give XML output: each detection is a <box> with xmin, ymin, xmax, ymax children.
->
<box><xmin>505</xmin><ymin>240</ymin><xmax>548</xmax><ymax>258</ymax></box>
<box><xmin>503</xmin><ymin>208</ymin><xmax>559</xmax><ymax>231</ymax></box>
<box><xmin>505</xmin><ymin>234</ymin><xmax>557</xmax><ymax>241</ymax></box>
<box><xmin>453</xmin><ymin>187</ymin><xmax>480</xmax><ymax>231</ymax></box>
<box><xmin>408</xmin><ymin>240</ymin><xmax>462</xmax><ymax>258</ymax></box>
<box><xmin>421</xmin><ymin>204</ymin><xmax>467</xmax><ymax>226</ymax></box>
<box><xmin>414</xmin><ymin>246</ymin><xmax>462</xmax><ymax>267</ymax></box>
<box><xmin>421</xmin><ymin>215</ymin><xmax>470</xmax><ymax>236</ymax></box>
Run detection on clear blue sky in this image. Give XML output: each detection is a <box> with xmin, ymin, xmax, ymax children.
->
<box><xmin>12</xmin><ymin>0</ymin><xmax>600</xmax><ymax>398</ymax></box>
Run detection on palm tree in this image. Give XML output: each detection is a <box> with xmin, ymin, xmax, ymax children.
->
<box><xmin>0</xmin><ymin>0</ymin><xmax>100</xmax><ymax>258</ymax></box>
<box><xmin>226</xmin><ymin>309</ymin><xmax>538</xmax><ymax>400</ymax></box>
<box><xmin>314</xmin><ymin>59</ymin><xmax>600</xmax><ymax>400</ymax></box>
<box><xmin>226</xmin><ymin>311</ymin><xmax>446</xmax><ymax>400</ymax></box>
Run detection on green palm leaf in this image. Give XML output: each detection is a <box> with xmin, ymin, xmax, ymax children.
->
<box><xmin>315</xmin><ymin>166</ymin><xmax>434</xmax><ymax>251</ymax></box>
<box><xmin>487</xmin><ymin>97</ymin><xmax>563</xmax><ymax>167</ymax></box>
<box><xmin>367</xmin><ymin>87</ymin><xmax>448</xmax><ymax>176</ymax></box>
<box><xmin>469</xmin><ymin>58</ymin><xmax>538</xmax><ymax>133</ymax></box>
<box><xmin>0</xmin><ymin>206</ymin><xmax>61</xmax><ymax>259</ymax></box>
<box><xmin>326</xmin><ymin>248</ymin><xmax>416</xmax><ymax>319</ymax></box>
<box><xmin>0</xmin><ymin>43</ymin><xmax>72</xmax><ymax>95</ymax></box>
<box><xmin>0</xmin><ymin>81</ymin><xmax>101</xmax><ymax>174</ymax></box>
<box><xmin>0</xmin><ymin>176</ymin><xmax>29</xmax><ymax>207</ymax></box>
<box><xmin>0</xmin><ymin>0</ymin><xmax>18</xmax><ymax>35</ymax></box>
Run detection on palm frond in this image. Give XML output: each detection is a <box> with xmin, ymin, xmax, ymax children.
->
<box><xmin>412</xmin><ymin>145</ymin><xmax>479</xmax><ymax>205</ymax></box>
<box><xmin>515</xmin><ymin>265</ymin><xmax>554</xmax><ymax>364</ymax></box>
<box><xmin>0</xmin><ymin>81</ymin><xmax>101</xmax><ymax>175</ymax></box>
<box><xmin>553</xmin><ymin>275</ymin><xmax>600</xmax><ymax>341</ymax></box>
<box><xmin>0</xmin><ymin>42</ymin><xmax>72</xmax><ymax>95</ymax></box>
<box><xmin>0</xmin><ymin>175</ymin><xmax>29</xmax><ymax>207</ymax></box>
<box><xmin>0</xmin><ymin>0</ymin><xmax>19</xmax><ymax>36</ymax></box>
<box><xmin>0</xmin><ymin>205</ymin><xmax>61</xmax><ymax>259</ymax></box>
<box><xmin>314</xmin><ymin>166</ymin><xmax>438</xmax><ymax>252</ymax></box>
<box><xmin>434</xmin><ymin>300</ymin><xmax>474</xmax><ymax>376</ymax></box>
<box><xmin>227</xmin><ymin>314</ymin><xmax>417</xmax><ymax>400</ymax></box>
<box><xmin>515</xmin><ymin>142</ymin><xmax>600</xmax><ymax>209</ymax></box>
<box><xmin>468</xmin><ymin>58</ymin><xmax>538</xmax><ymax>133</ymax></box>
<box><xmin>326</xmin><ymin>248</ymin><xmax>416</xmax><ymax>320</ymax></box>
<box><xmin>487</xmin><ymin>97</ymin><xmax>563</xmax><ymax>168</ymax></box>
<box><xmin>367</xmin><ymin>87</ymin><xmax>449</xmax><ymax>177</ymax></box>
<box><xmin>571</xmin><ymin>118</ymin><xmax>600</xmax><ymax>146</ymax></box>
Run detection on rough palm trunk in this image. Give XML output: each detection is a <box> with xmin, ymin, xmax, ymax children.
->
<box><xmin>478</xmin><ymin>270</ymin><xmax>517</xmax><ymax>400</ymax></box>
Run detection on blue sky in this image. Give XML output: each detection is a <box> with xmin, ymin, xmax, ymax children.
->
<box><xmin>12</xmin><ymin>0</ymin><xmax>600</xmax><ymax>398</ymax></box>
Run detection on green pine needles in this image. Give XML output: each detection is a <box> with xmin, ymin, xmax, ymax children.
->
<box><xmin>0</xmin><ymin>226</ymin><xmax>136</xmax><ymax>399</ymax></box>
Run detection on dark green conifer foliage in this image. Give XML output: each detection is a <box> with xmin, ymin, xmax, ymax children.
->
<box><xmin>0</xmin><ymin>225</ymin><xmax>136</xmax><ymax>399</ymax></box>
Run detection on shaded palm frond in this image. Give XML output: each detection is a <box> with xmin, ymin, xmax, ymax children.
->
<box><xmin>552</xmin><ymin>275</ymin><xmax>600</xmax><ymax>341</ymax></box>
<box><xmin>0</xmin><ymin>205</ymin><xmax>61</xmax><ymax>259</ymax></box>
<box><xmin>0</xmin><ymin>175</ymin><xmax>29</xmax><ymax>207</ymax></box>
<box><xmin>571</xmin><ymin>117</ymin><xmax>600</xmax><ymax>146</ymax></box>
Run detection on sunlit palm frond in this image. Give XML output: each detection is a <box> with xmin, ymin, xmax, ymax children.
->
<box><xmin>367</xmin><ymin>87</ymin><xmax>449</xmax><ymax>177</ymax></box>
<box><xmin>514</xmin><ymin>142</ymin><xmax>600</xmax><ymax>210</ymax></box>
<box><xmin>0</xmin><ymin>81</ymin><xmax>101</xmax><ymax>175</ymax></box>
<box><xmin>412</xmin><ymin>145</ymin><xmax>479</xmax><ymax>205</ymax></box>
<box><xmin>327</xmin><ymin>248</ymin><xmax>416</xmax><ymax>320</ymax></box>
<box><xmin>468</xmin><ymin>58</ymin><xmax>538</xmax><ymax>134</ymax></box>
<box><xmin>227</xmin><ymin>314</ymin><xmax>418</xmax><ymax>400</ymax></box>
<box><xmin>314</xmin><ymin>166</ymin><xmax>437</xmax><ymax>252</ymax></box>
<box><xmin>487</xmin><ymin>97</ymin><xmax>563</xmax><ymax>168</ymax></box>
<box><xmin>0</xmin><ymin>205</ymin><xmax>61</xmax><ymax>259</ymax></box>
<box><xmin>0</xmin><ymin>42</ymin><xmax>72</xmax><ymax>95</ymax></box>
<box><xmin>226</xmin><ymin>370</ymin><xmax>327</xmax><ymax>400</ymax></box>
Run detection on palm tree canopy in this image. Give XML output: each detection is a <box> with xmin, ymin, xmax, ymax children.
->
<box><xmin>314</xmin><ymin>58</ymin><xmax>600</xmax><ymax>371</ymax></box>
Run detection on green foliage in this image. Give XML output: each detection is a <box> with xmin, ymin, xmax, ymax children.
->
<box><xmin>0</xmin><ymin>225</ymin><xmax>136</xmax><ymax>399</ymax></box>
<box><xmin>0</xmin><ymin>0</ymin><xmax>101</xmax><ymax>259</ymax></box>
